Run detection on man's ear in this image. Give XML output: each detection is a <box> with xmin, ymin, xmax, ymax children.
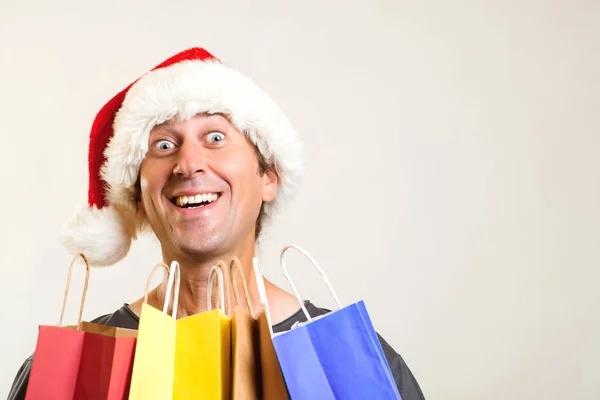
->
<box><xmin>261</xmin><ymin>169</ymin><xmax>278</xmax><ymax>202</ymax></box>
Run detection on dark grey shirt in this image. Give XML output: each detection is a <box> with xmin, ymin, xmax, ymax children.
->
<box><xmin>7</xmin><ymin>301</ymin><xmax>425</xmax><ymax>400</ymax></box>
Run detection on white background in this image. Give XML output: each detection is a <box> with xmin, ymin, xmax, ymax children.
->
<box><xmin>1</xmin><ymin>1</ymin><xmax>599</xmax><ymax>399</ymax></box>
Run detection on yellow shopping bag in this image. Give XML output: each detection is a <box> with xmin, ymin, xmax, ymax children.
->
<box><xmin>173</xmin><ymin>262</ymin><xmax>231</xmax><ymax>400</ymax></box>
<box><xmin>128</xmin><ymin>261</ymin><xmax>180</xmax><ymax>400</ymax></box>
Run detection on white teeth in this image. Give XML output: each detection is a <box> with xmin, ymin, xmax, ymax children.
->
<box><xmin>174</xmin><ymin>193</ymin><xmax>219</xmax><ymax>207</ymax></box>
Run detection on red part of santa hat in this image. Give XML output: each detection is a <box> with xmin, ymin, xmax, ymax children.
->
<box><xmin>60</xmin><ymin>47</ymin><xmax>303</xmax><ymax>266</ymax></box>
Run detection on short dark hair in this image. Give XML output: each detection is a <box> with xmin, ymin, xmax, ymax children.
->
<box><xmin>252</xmin><ymin>141</ymin><xmax>276</xmax><ymax>239</ymax></box>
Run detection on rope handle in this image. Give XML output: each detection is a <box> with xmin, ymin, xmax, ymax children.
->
<box><xmin>280</xmin><ymin>244</ymin><xmax>342</xmax><ymax>322</ymax></box>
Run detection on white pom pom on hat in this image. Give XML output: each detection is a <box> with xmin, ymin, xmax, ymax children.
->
<box><xmin>60</xmin><ymin>47</ymin><xmax>303</xmax><ymax>266</ymax></box>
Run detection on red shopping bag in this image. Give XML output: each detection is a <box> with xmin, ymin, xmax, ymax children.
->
<box><xmin>25</xmin><ymin>254</ymin><xmax>137</xmax><ymax>400</ymax></box>
<box><xmin>74</xmin><ymin>322</ymin><xmax>137</xmax><ymax>399</ymax></box>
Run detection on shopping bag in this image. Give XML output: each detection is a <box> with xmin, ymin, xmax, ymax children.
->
<box><xmin>128</xmin><ymin>261</ymin><xmax>180</xmax><ymax>400</ymax></box>
<box><xmin>26</xmin><ymin>254</ymin><xmax>139</xmax><ymax>400</ymax></box>
<box><xmin>269</xmin><ymin>245</ymin><xmax>402</xmax><ymax>400</ymax></box>
<box><xmin>228</xmin><ymin>257</ymin><xmax>259</xmax><ymax>400</ymax></box>
<box><xmin>173</xmin><ymin>262</ymin><xmax>231</xmax><ymax>400</ymax></box>
<box><xmin>252</xmin><ymin>258</ymin><xmax>291</xmax><ymax>400</ymax></box>
<box><xmin>75</xmin><ymin>322</ymin><xmax>137</xmax><ymax>400</ymax></box>
<box><xmin>25</xmin><ymin>254</ymin><xmax>91</xmax><ymax>400</ymax></box>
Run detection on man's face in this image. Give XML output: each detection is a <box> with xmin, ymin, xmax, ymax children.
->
<box><xmin>138</xmin><ymin>114</ymin><xmax>277</xmax><ymax>260</ymax></box>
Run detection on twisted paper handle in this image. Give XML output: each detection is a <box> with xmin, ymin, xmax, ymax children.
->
<box><xmin>58</xmin><ymin>253</ymin><xmax>90</xmax><ymax>327</ymax></box>
<box><xmin>229</xmin><ymin>257</ymin><xmax>255</xmax><ymax>317</ymax></box>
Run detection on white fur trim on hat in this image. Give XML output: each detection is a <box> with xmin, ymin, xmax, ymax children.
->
<box><xmin>103</xmin><ymin>59</ymin><xmax>303</xmax><ymax>224</ymax></box>
<box><xmin>60</xmin><ymin>205</ymin><xmax>135</xmax><ymax>267</ymax></box>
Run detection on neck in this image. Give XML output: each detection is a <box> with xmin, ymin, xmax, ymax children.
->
<box><xmin>156</xmin><ymin>238</ymin><xmax>264</xmax><ymax>318</ymax></box>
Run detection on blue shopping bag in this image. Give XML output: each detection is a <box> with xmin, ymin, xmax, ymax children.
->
<box><xmin>269</xmin><ymin>244</ymin><xmax>402</xmax><ymax>400</ymax></box>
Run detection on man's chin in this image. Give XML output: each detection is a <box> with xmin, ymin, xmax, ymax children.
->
<box><xmin>170</xmin><ymin>233</ymin><xmax>228</xmax><ymax>260</ymax></box>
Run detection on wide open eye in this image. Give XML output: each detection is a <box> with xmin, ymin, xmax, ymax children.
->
<box><xmin>154</xmin><ymin>140</ymin><xmax>176</xmax><ymax>150</ymax></box>
<box><xmin>206</xmin><ymin>131</ymin><xmax>225</xmax><ymax>143</ymax></box>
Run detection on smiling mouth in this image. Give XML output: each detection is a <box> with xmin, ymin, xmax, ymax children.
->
<box><xmin>171</xmin><ymin>193</ymin><xmax>220</xmax><ymax>209</ymax></box>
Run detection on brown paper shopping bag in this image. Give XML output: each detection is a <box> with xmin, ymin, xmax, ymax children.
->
<box><xmin>252</xmin><ymin>258</ymin><xmax>291</xmax><ymax>400</ymax></box>
<box><xmin>78</xmin><ymin>322</ymin><xmax>137</xmax><ymax>338</ymax></box>
<box><xmin>228</xmin><ymin>257</ymin><xmax>259</xmax><ymax>400</ymax></box>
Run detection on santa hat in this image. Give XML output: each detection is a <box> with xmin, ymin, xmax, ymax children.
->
<box><xmin>60</xmin><ymin>47</ymin><xmax>303</xmax><ymax>267</ymax></box>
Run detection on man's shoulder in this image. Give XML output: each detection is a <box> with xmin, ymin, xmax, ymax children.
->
<box><xmin>376</xmin><ymin>333</ymin><xmax>427</xmax><ymax>400</ymax></box>
<box><xmin>7</xmin><ymin>355</ymin><xmax>32</xmax><ymax>400</ymax></box>
<box><xmin>89</xmin><ymin>304</ymin><xmax>140</xmax><ymax>329</ymax></box>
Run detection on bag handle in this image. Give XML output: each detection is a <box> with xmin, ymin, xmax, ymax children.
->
<box><xmin>253</xmin><ymin>257</ymin><xmax>274</xmax><ymax>336</ymax></box>
<box><xmin>229</xmin><ymin>257</ymin><xmax>255</xmax><ymax>317</ymax></box>
<box><xmin>280</xmin><ymin>244</ymin><xmax>342</xmax><ymax>323</ymax></box>
<box><xmin>144</xmin><ymin>261</ymin><xmax>181</xmax><ymax>319</ymax></box>
<box><xmin>207</xmin><ymin>261</ymin><xmax>226</xmax><ymax>313</ymax></box>
<box><xmin>58</xmin><ymin>253</ymin><xmax>90</xmax><ymax>327</ymax></box>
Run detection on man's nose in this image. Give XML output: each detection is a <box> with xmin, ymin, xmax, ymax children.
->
<box><xmin>173</xmin><ymin>141</ymin><xmax>207</xmax><ymax>178</ymax></box>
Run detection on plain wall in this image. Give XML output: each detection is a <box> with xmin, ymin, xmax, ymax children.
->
<box><xmin>1</xmin><ymin>1</ymin><xmax>599</xmax><ymax>399</ymax></box>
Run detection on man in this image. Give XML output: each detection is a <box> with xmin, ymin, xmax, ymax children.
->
<box><xmin>8</xmin><ymin>47</ymin><xmax>425</xmax><ymax>399</ymax></box>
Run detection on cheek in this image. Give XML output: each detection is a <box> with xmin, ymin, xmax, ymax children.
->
<box><xmin>215</xmin><ymin>155</ymin><xmax>263</xmax><ymax>204</ymax></box>
<box><xmin>138</xmin><ymin>177</ymin><xmax>155</xmax><ymax>215</ymax></box>
<box><xmin>138</xmin><ymin>173</ymin><xmax>154</xmax><ymax>203</ymax></box>
<box><xmin>139</xmin><ymin>162</ymin><xmax>170</xmax><ymax>203</ymax></box>
<box><xmin>221</xmin><ymin>154</ymin><xmax>261</xmax><ymax>187</ymax></box>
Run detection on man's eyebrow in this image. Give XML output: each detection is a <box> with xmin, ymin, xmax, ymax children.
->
<box><xmin>150</xmin><ymin>124</ymin><xmax>181</xmax><ymax>135</ymax></box>
<box><xmin>150</xmin><ymin>113</ymin><xmax>231</xmax><ymax>134</ymax></box>
<box><xmin>199</xmin><ymin>111</ymin><xmax>233</xmax><ymax>123</ymax></box>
